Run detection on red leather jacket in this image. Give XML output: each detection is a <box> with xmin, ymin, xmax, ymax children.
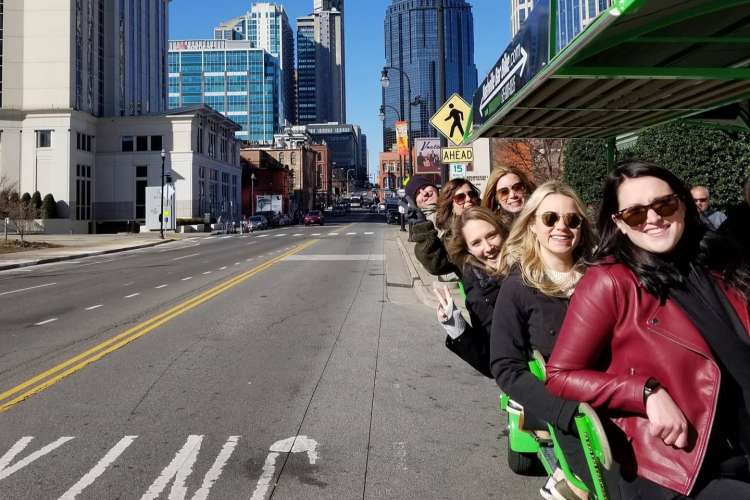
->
<box><xmin>546</xmin><ymin>262</ymin><xmax>750</xmax><ymax>495</ymax></box>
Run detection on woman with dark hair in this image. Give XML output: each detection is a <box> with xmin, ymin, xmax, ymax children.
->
<box><xmin>433</xmin><ymin>206</ymin><xmax>508</xmax><ymax>377</ymax></box>
<box><xmin>413</xmin><ymin>178</ymin><xmax>481</xmax><ymax>278</ymax></box>
<box><xmin>547</xmin><ymin>161</ymin><xmax>750</xmax><ymax>498</ymax></box>
<box><xmin>481</xmin><ymin>165</ymin><xmax>537</xmax><ymax>226</ymax></box>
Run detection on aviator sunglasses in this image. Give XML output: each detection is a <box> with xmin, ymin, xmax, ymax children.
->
<box><xmin>496</xmin><ymin>182</ymin><xmax>526</xmax><ymax>201</ymax></box>
<box><xmin>613</xmin><ymin>193</ymin><xmax>681</xmax><ymax>227</ymax></box>
<box><xmin>539</xmin><ymin>212</ymin><xmax>583</xmax><ymax>229</ymax></box>
<box><xmin>452</xmin><ymin>190</ymin><xmax>480</xmax><ymax>205</ymax></box>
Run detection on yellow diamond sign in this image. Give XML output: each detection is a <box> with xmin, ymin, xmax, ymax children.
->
<box><xmin>430</xmin><ymin>93</ymin><xmax>472</xmax><ymax>146</ymax></box>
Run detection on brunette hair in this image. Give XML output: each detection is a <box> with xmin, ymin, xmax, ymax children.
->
<box><xmin>436</xmin><ymin>179</ymin><xmax>480</xmax><ymax>231</ymax></box>
<box><xmin>481</xmin><ymin>165</ymin><xmax>536</xmax><ymax>216</ymax></box>
<box><xmin>446</xmin><ymin>206</ymin><xmax>509</xmax><ymax>275</ymax></box>
<box><xmin>596</xmin><ymin>160</ymin><xmax>750</xmax><ymax>301</ymax></box>
<box><xmin>498</xmin><ymin>181</ymin><xmax>596</xmax><ymax>298</ymax></box>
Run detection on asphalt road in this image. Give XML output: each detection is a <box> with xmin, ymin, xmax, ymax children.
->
<box><xmin>0</xmin><ymin>212</ymin><xmax>539</xmax><ymax>499</ymax></box>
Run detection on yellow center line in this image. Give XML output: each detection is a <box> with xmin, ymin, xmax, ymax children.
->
<box><xmin>0</xmin><ymin>240</ymin><xmax>317</xmax><ymax>413</ymax></box>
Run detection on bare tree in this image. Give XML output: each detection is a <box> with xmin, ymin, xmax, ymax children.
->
<box><xmin>502</xmin><ymin>138</ymin><xmax>567</xmax><ymax>182</ymax></box>
<box><xmin>0</xmin><ymin>177</ymin><xmax>40</xmax><ymax>242</ymax></box>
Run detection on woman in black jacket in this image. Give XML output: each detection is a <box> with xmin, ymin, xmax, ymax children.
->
<box><xmin>432</xmin><ymin>207</ymin><xmax>508</xmax><ymax>378</ymax></box>
<box><xmin>490</xmin><ymin>181</ymin><xmax>596</xmax><ymax>499</ymax></box>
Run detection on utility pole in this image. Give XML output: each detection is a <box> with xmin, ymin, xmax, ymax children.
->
<box><xmin>437</xmin><ymin>0</ymin><xmax>448</xmax><ymax>185</ymax></box>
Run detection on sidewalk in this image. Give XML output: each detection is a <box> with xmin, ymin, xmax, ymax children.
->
<box><xmin>0</xmin><ymin>232</ymin><xmax>188</xmax><ymax>270</ymax></box>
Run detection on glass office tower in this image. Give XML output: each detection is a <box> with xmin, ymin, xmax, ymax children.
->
<box><xmin>168</xmin><ymin>40</ymin><xmax>280</xmax><ymax>144</ymax></box>
<box><xmin>510</xmin><ymin>0</ymin><xmax>611</xmax><ymax>49</ymax></box>
<box><xmin>382</xmin><ymin>0</ymin><xmax>478</xmax><ymax>152</ymax></box>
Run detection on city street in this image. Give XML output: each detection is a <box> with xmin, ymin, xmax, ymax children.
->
<box><xmin>0</xmin><ymin>214</ymin><xmax>538</xmax><ymax>499</ymax></box>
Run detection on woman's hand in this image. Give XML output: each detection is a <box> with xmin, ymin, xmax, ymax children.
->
<box><xmin>433</xmin><ymin>286</ymin><xmax>454</xmax><ymax>323</ymax></box>
<box><xmin>645</xmin><ymin>388</ymin><xmax>689</xmax><ymax>448</ymax></box>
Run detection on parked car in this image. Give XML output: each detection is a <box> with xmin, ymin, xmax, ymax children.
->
<box><xmin>278</xmin><ymin>214</ymin><xmax>292</xmax><ymax>226</ymax></box>
<box><xmin>247</xmin><ymin>215</ymin><xmax>268</xmax><ymax>232</ymax></box>
<box><xmin>256</xmin><ymin>211</ymin><xmax>279</xmax><ymax>227</ymax></box>
<box><xmin>303</xmin><ymin>210</ymin><xmax>325</xmax><ymax>226</ymax></box>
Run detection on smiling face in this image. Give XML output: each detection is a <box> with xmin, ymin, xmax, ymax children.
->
<box><xmin>530</xmin><ymin>194</ymin><xmax>581</xmax><ymax>264</ymax></box>
<box><xmin>451</xmin><ymin>183</ymin><xmax>478</xmax><ymax>216</ymax></box>
<box><xmin>416</xmin><ymin>185</ymin><xmax>438</xmax><ymax>208</ymax></box>
<box><xmin>614</xmin><ymin>176</ymin><xmax>685</xmax><ymax>254</ymax></box>
<box><xmin>462</xmin><ymin>219</ymin><xmax>503</xmax><ymax>268</ymax></box>
<box><xmin>495</xmin><ymin>173</ymin><xmax>527</xmax><ymax>213</ymax></box>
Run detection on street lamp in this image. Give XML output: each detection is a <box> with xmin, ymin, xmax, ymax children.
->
<box><xmin>160</xmin><ymin>148</ymin><xmax>166</xmax><ymax>239</ymax></box>
<box><xmin>250</xmin><ymin>172</ymin><xmax>256</xmax><ymax>216</ymax></box>
<box><xmin>380</xmin><ymin>66</ymin><xmax>423</xmax><ymax>177</ymax></box>
<box><xmin>346</xmin><ymin>168</ymin><xmax>355</xmax><ymax>197</ymax></box>
<box><xmin>380</xmin><ymin>68</ymin><xmax>390</xmax><ymax>89</ymax></box>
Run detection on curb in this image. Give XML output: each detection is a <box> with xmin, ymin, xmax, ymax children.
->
<box><xmin>395</xmin><ymin>234</ymin><xmax>443</xmax><ymax>309</ymax></box>
<box><xmin>0</xmin><ymin>239</ymin><xmax>174</xmax><ymax>271</ymax></box>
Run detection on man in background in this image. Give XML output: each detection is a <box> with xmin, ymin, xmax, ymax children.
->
<box><xmin>691</xmin><ymin>185</ymin><xmax>727</xmax><ymax>229</ymax></box>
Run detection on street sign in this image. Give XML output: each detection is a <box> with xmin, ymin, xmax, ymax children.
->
<box><xmin>430</xmin><ymin>93</ymin><xmax>472</xmax><ymax>146</ymax></box>
<box><xmin>449</xmin><ymin>164</ymin><xmax>467</xmax><ymax>180</ymax></box>
<box><xmin>472</xmin><ymin>0</ymin><xmax>549</xmax><ymax>127</ymax></box>
<box><xmin>441</xmin><ymin>147</ymin><xmax>474</xmax><ymax>164</ymax></box>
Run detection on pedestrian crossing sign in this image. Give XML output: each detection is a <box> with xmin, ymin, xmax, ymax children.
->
<box><xmin>430</xmin><ymin>93</ymin><xmax>472</xmax><ymax>146</ymax></box>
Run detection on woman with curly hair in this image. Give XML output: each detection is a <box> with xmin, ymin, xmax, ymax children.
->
<box><xmin>481</xmin><ymin>165</ymin><xmax>537</xmax><ymax>226</ymax></box>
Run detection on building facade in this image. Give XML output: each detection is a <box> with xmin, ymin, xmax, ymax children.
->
<box><xmin>239</xmin><ymin>149</ymin><xmax>291</xmax><ymax>216</ymax></box>
<box><xmin>213</xmin><ymin>3</ymin><xmax>295</xmax><ymax>125</ymax></box>
<box><xmin>382</xmin><ymin>0</ymin><xmax>478</xmax><ymax>152</ymax></box>
<box><xmin>296</xmin><ymin>0</ymin><xmax>346</xmax><ymax>125</ymax></box>
<box><xmin>305</xmin><ymin>123</ymin><xmax>361</xmax><ymax>194</ymax></box>
<box><xmin>510</xmin><ymin>0</ymin><xmax>610</xmax><ymax>49</ymax></box>
<box><xmin>168</xmin><ymin>39</ymin><xmax>280</xmax><ymax>145</ymax></box>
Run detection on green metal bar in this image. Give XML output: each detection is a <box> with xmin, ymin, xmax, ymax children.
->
<box><xmin>634</xmin><ymin>36</ymin><xmax>750</xmax><ymax>45</ymax></box>
<box><xmin>574</xmin><ymin>0</ymin><xmax>750</xmax><ymax>63</ymax></box>
<box><xmin>549</xmin><ymin>0</ymin><xmax>558</xmax><ymax>58</ymax></box>
<box><xmin>554</xmin><ymin>66</ymin><xmax>750</xmax><ymax>80</ymax></box>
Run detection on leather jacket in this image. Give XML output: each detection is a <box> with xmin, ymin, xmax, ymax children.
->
<box><xmin>546</xmin><ymin>262</ymin><xmax>750</xmax><ymax>495</ymax></box>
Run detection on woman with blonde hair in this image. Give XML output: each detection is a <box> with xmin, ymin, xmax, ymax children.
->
<box><xmin>433</xmin><ymin>206</ymin><xmax>508</xmax><ymax>377</ymax></box>
<box><xmin>482</xmin><ymin>165</ymin><xmax>537</xmax><ymax>225</ymax></box>
<box><xmin>490</xmin><ymin>181</ymin><xmax>596</xmax><ymax>499</ymax></box>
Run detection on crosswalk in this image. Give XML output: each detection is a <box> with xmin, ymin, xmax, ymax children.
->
<box><xmin>201</xmin><ymin>230</ymin><xmax>377</xmax><ymax>241</ymax></box>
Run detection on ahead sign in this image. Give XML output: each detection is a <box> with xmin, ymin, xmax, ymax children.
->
<box><xmin>441</xmin><ymin>147</ymin><xmax>474</xmax><ymax>164</ymax></box>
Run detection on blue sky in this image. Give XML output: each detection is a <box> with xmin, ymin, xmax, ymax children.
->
<box><xmin>169</xmin><ymin>0</ymin><xmax>512</xmax><ymax>177</ymax></box>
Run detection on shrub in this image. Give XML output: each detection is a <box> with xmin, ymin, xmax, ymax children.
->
<box><xmin>20</xmin><ymin>192</ymin><xmax>31</xmax><ymax>206</ymax></box>
<box><xmin>31</xmin><ymin>191</ymin><xmax>42</xmax><ymax>209</ymax></box>
<box><xmin>561</xmin><ymin>139</ymin><xmax>610</xmax><ymax>206</ymax></box>
<box><xmin>41</xmin><ymin>194</ymin><xmax>58</xmax><ymax>218</ymax></box>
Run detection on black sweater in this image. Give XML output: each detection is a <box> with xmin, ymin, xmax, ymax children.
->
<box><xmin>489</xmin><ymin>268</ymin><xmax>578</xmax><ymax>431</ymax></box>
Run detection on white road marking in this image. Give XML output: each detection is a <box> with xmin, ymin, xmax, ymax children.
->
<box><xmin>219</xmin><ymin>266</ymin><xmax>227</xmax><ymax>270</ymax></box>
<box><xmin>181</xmin><ymin>276</ymin><xmax>193</xmax><ymax>281</ymax></box>
<box><xmin>234</xmin><ymin>262</ymin><xmax>240</xmax><ymax>266</ymax></box>
<box><xmin>76</xmin><ymin>259</ymin><xmax>115</xmax><ymax>268</ymax></box>
<box><xmin>246</xmin><ymin>258</ymin><xmax>252</xmax><ymax>262</ymax></box>
<box><xmin>172</xmin><ymin>253</ymin><xmax>200</xmax><ymax>261</ymax></box>
<box><xmin>85</xmin><ymin>304</ymin><xmax>103</xmax><ymax>311</ymax></box>
<box><xmin>0</xmin><ymin>436</ymin><xmax>75</xmax><ymax>480</ymax></box>
<box><xmin>125</xmin><ymin>293</ymin><xmax>140</xmax><ymax>298</ymax></box>
<box><xmin>155</xmin><ymin>284</ymin><xmax>168</xmax><ymax>289</ymax></box>
<box><xmin>285</xmin><ymin>254</ymin><xmax>385</xmax><ymax>261</ymax></box>
<box><xmin>141</xmin><ymin>435</ymin><xmax>203</xmax><ymax>500</ymax></box>
<box><xmin>257</xmin><ymin>235</ymin><xmax>268</xmax><ymax>238</ymax></box>
<box><xmin>327</xmin><ymin>233</ymin><xmax>339</xmax><ymax>236</ymax></box>
<box><xmin>293</xmin><ymin>234</ymin><xmax>303</xmax><ymax>237</ymax></box>
<box><xmin>311</xmin><ymin>233</ymin><xmax>321</xmax><ymax>236</ymax></box>
<box><xmin>202</xmin><ymin>271</ymin><xmax>212</xmax><ymax>275</ymax></box>
<box><xmin>0</xmin><ymin>282</ymin><xmax>56</xmax><ymax>297</ymax></box>
<box><xmin>274</xmin><ymin>234</ymin><xmax>287</xmax><ymax>237</ymax></box>
<box><xmin>364</xmin><ymin>232</ymin><xmax>374</xmax><ymax>235</ymax></box>
<box><xmin>247</xmin><ymin>242</ymin><xmax>256</xmax><ymax>245</ymax></box>
<box><xmin>346</xmin><ymin>232</ymin><xmax>356</xmax><ymax>235</ymax></box>
<box><xmin>221</xmin><ymin>235</ymin><xmax>233</xmax><ymax>239</ymax></box>
<box><xmin>34</xmin><ymin>318</ymin><xmax>58</xmax><ymax>326</ymax></box>
<box><xmin>250</xmin><ymin>436</ymin><xmax>318</xmax><ymax>500</ymax></box>
<box><xmin>191</xmin><ymin>436</ymin><xmax>240</xmax><ymax>500</ymax></box>
<box><xmin>58</xmin><ymin>436</ymin><xmax>137</xmax><ymax>500</ymax></box>
<box><xmin>123</xmin><ymin>282</ymin><xmax>134</xmax><ymax>287</ymax></box>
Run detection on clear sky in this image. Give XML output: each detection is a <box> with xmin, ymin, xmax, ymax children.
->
<box><xmin>168</xmin><ymin>0</ymin><xmax>512</xmax><ymax>179</ymax></box>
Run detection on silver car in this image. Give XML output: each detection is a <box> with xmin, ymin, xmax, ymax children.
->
<box><xmin>247</xmin><ymin>215</ymin><xmax>268</xmax><ymax>232</ymax></box>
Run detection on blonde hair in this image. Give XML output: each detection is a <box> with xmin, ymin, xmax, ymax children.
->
<box><xmin>446</xmin><ymin>207</ymin><xmax>509</xmax><ymax>276</ymax></box>
<box><xmin>481</xmin><ymin>165</ymin><xmax>536</xmax><ymax>213</ymax></box>
<box><xmin>498</xmin><ymin>181</ymin><xmax>595</xmax><ymax>297</ymax></box>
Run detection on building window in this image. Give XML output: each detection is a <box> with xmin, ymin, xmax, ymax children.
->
<box><xmin>150</xmin><ymin>135</ymin><xmax>163</xmax><ymax>152</ymax></box>
<box><xmin>136</xmin><ymin>135</ymin><xmax>148</xmax><ymax>151</ymax></box>
<box><xmin>36</xmin><ymin>130</ymin><xmax>52</xmax><ymax>148</ymax></box>
<box><xmin>135</xmin><ymin>165</ymin><xmax>148</xmax><ymax>219</ymax></box>
<box><xmin>208</xmin><ymin>133</ymin><xmax>216</xmax><ymax>158</ymax></box>
<box><xmin>75</xmin><ymin>164</ymin><xmax>92</xmax><ymax>220</ymax></box>
<box><xmin>122</xmin><ymin>136</ymin><xmax>134</xmax><ymax>152</ymax></box>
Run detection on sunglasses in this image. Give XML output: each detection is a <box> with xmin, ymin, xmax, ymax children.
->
<box><xmin>539</xmin><ymin>212</ymin><xmax>583</xmax><ymax>229</ymax></box>
<box><xmin>452</xmin><ymin>191</ymin><xmax>480</xmax><ymax>205</ymax></box>
<box><xmin>496</xmin><ymin>182</ymin><xmax>526</xmax><ymax>201</ymax></box>
<box><xmin>613</xmin><ymin>193</ymin><xmax>681</xmax><ymax>227</ymax></box>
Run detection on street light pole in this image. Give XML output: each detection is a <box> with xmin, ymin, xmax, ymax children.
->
<box><xmin>346</xmin><ymin>168</ymin><xmax>354</xmax><ymax>198</ymax></box>
<box><xmin>381</xmin><ymin>66</ymin><xmax>422</xmax><ymax>179</ymax></box>
<box><xmin>250</xmin><ymin>172</ymin><xmax>256</xmax><ymax>216</ymax></box>
<box><xmin>160</xmin><ymin>149</ymin><xmax>166</xmax><ymax>239</ymax></box>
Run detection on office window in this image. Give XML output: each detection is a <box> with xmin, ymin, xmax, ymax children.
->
<box><xmin>150</xmin><ymin>135</ymin><xmax>163</xmax><ymax>152</ymax></box>
<box><xmin>77</xmin><ymin>132</ymin><xmax>82</xmax><ymax>150</ymax></box>
<box><xmin>36</xmin><ymin>130</ymin><xmax>52</xmax><ymax>148</ymax></box>
<box><xmin>122</xmin><ymin>136</ymin><xmax>134</xmax><ymax>152</ymax></box>
<box><xmin>136</xmin><ymin>136</ymin><xmax>148</xmax><ymax>151</ymax></box>
<box><xmin>135</xmin><ymin>165</ymin><xmax>148</xmax><ymax>219</ymax></box>
<box><xmin>75</xmin><ymin>164</ymin><xmax>92</xmax><ymax>220</ymax></box>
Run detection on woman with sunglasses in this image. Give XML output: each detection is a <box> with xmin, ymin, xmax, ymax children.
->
<box><xmin>547</xmin><ymin>161</ymin><xmax>750</xmax><ymax>499</ymax></box>
<box><xmin>490</xmin><ymin>181</ymin><xmax>596</xmax><ymax>499</ymax></box>
<box><xmin>482</xmin><ymin>165</ymin><xmax>537</xmax><ymax>226</ymax></box>
<box><xmin>413</xmin><ymin>179</ymin><xmax>481</xmax><ymax>278</ymax></box>
<box><xmin>432</xmin><ymin>207</ymin><xmax>509</xmax><ymax>377</ymax></box>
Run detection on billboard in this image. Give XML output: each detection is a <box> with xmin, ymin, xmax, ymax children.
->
<box><xmin>395</xmin><ymin>121</ymin><xmax>409</xmax><ymax>156</ymax></box>
<box><xmin>413</xmin><ymin>138</ymin><xmax>442</xmax><ymax>175</ymax></box>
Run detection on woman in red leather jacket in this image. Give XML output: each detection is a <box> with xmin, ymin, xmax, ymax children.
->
<box><xmin>546</xmin><ymin>161</ymin><xmax>750</xmax><ymax>499</ymax></box>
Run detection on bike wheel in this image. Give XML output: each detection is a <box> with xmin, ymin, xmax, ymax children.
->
<box><xmin>507</xmin><ymin>448</ymin><xmax>538</xmax><ymax>475</ymax></box>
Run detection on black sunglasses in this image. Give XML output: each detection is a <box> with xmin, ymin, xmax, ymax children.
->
<box><xmin>452</xmin><ymin>191</ymin><xmax>480</xmax><ymax>205</ymax></box>
<box><xmin>496</xmin><ymin>182</ymin><xmax>526</xmax><ymax>201</ymax></box>
<box><xmin>539</xmin><ymin>212</ymin><xmax>583</xmax><ymax>229</ymax></box>
<box><xmin>614</xmin><ymin>193</ymin><xmax>680</xmax><ymax>227</ymax></box>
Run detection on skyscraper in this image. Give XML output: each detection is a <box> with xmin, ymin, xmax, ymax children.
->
<box><xmin>510</xmin><ymin>0</ymin><xmax>610</xmax><ymax>48</ymax></box>
<box><xmin>296</xmin><ymin>0</ymin><xmax>346</xmax><ymax>125</ymax></box>
<box><xmin>213</xmin><ymin>3</ymin><xmax>295</xmax><ymax>124</ymax></box>
<box><xmin>382</xmin><ymin>0</ymin><xmax>478</xmax><ymax>152</ymax></box>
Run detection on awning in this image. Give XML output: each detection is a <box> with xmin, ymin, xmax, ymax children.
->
<box><xmin>471</xmin><ymin>0</ymin><xmax>750</xmax><ymax>140</ymax></box>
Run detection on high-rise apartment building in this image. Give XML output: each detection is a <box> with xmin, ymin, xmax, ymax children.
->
<box><xmin>168</xmin><ymin>40</ymin><xmax>280</xmax><ymax>144</ymax></box>
<box><xmin>213</xmin><ymin>3</ymin><xmax>295</xmax><ymax>124</ymax></box>
<box><xmin>296</xmin><ymin>0</ymin><xmax>346</xmax><ymax>125</ymax></box>
<box><xmin>382</xmin><ymin>0</ymin><xmax>478</xmax><ymax>152</ymax></box>
<box><xmin>510</xmin><ymin>0</ymin><xmax>610</xmax><ymax>49</ymax></box>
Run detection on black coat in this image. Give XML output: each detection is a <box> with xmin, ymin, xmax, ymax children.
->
<box><xmin>445</xmin><ymin>263</ymin><xmax>502</xmax><ymax>378</ymax></box>
<box><xmin>489</xmin><ymin>268</ymin><xmax>578</xmax><ymax>431</ymax></box>
<box><xmin>720</xmin><ymin>202</ymin><xmax>750</xmax><ymax>252</ymax></box>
